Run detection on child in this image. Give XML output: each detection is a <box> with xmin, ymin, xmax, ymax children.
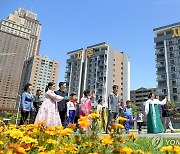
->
<box><xmin>97</xmin><ymin>99</ymin><xmax>106</xmax><ymax>132</ymax></box>
<box><xmin>123</xmin><ymin>100</ymin><xmax>133</xmax><ymax>134</ymax></box>
<box><xmin>136</xmin><ymin>109</ymin><xmax>144</xmax><ymax>134</ymax></box>
<box><xmin>66</xmin><ymin>93</ymin><xmax>77</xmax><ymax>127</ymax></box>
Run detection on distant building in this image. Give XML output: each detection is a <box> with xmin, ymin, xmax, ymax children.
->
<box><xmin>154</xmin><ymin>22</ymin><xmax>180</xmax><ymax>101</ymax></box>
<box><xmin>0</xmin><ymin>8</ymin><xmax>41</xmax><ymax>110</ymax></box>
<box><xmin>20</xmin><ymin>55</ymin><xmax>59</xmax><ymax>97</ymax></box>
<box><xmin>65</xmin><ymin>42</ymin><xmax>130</xmax><ymax>106</ymax></box>
<box><xmin>130</xmin><ymin>87</ymin><xmax>157</xmax><ymax>107</ymax></box>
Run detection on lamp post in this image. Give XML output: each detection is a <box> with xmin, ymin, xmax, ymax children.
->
<box><xmin>15</xmin><ymin>95</ymin><xmax>21</xmax><ymax>126</ymax></box>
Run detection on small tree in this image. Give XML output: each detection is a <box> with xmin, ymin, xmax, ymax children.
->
<box><xmin>131</xmin><ymin>104</ymin><xmax>138</xmax><ymax>116</ymax></box>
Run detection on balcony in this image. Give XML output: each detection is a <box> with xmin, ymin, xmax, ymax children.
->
<box><xmin>156</xmin><ymin>63</ymin><xmax>165</xmax><ymax>68</ymax></box>
<box><xmin>156</xmin><ymin>56</ymin><xmax>165</xmax><ymax>61</ymax></box>
<box><xmin>156</xmin><ymin>77</ymin><xmax>166</xmax><ymax>81</ymax></box>
<box><xmin>155</xmin><ymin>44</ymin><xmax>164</xmax><ymax>49</ymax></box>
<box><xmin>155</xmin><ymin>50</ymin><xmax>164</xmax><ymax>54</ymax></box>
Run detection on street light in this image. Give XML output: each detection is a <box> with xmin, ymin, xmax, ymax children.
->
<box><xmin>15</xmin><ymin>95</ymin><xmax>21</xmax><ymax>126</ymax></box>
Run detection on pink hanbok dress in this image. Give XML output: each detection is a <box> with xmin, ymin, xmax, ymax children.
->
<box><xmin>79</xmin><ymin>96</ymin><xmax>93</xmax><ymax>117</ymax></box>
<box><xmin>35</xmin><ymin>90</ymin><xmax>64</xmax><ymax>126</ymax></box>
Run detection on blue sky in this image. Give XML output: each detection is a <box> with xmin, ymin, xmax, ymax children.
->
<box><xmin>1</xmin><ymin>0</ymin><xmax>180</xmax><ymax>90</ymax></box>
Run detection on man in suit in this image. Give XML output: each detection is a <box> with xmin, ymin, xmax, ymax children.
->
<box><xmin>55</xmin><ymin>82</ymin><xmax>68</xmax><ymax>127</ymax></box>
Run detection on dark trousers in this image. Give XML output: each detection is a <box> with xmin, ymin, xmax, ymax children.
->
<box><xmin>66</xmin><ymin>110</ymin><xmax>76</xmax><ymax>127</ymax></box>
<box><xmin>29</xmin><ymin>111</ymin><xmax>38</xmax><ymax>124</ymax></box>
<box><xmin>19</xmin><ymin>110</ymin><xmax>30</xmax><ymax>125</ymax></box>
<box><xmin>106</xmin><ymin>111</ymin><xmax>118</xmax><ymax>133</ymax></box>
<box><xmin>59</xmin><ymin>109</ymin><xmax>67</xmax><ymax>127</ymax></box>
<box><xmin>137</xmin><ymin>122</ymin><xmax>143</xmax><ymax>132</ymax></box>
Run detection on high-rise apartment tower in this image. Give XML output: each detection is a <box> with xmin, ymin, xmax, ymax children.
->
<box><xmin>65</xmin><ymin>42</ymin><xmax>130</xmax><ymax>105</ymax></box>
<box><xmin>0</xmin><ymin>8</ymin><xmax>41</xmax><ymax>110</ymax></box>
<box><xmin>154</xmin><ymin>22</ymin><xmax>180</xmax><ymax>101</ymax></box>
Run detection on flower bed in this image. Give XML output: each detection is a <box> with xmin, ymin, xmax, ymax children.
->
<box><xmin>0</xmin><ymin>112</ymin><xmax>179</xmax><ymax>154</ymax></box>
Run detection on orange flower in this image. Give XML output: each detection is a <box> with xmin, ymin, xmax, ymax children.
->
<box><xmin>99</xmin><ymin>135</ymin><xmax>113</xmax><ymax>146</ymax></box>
<box><xmin>60</xmin><ymin>128</ymin><xmax>73</xmax><ymax>136</ymax></box>
<box><xmin>115</xmin><ymin>124</ymin><xmax>124</xmax><ymax>129</ymax></box>
<box><xmin>21</xmin><ymin>143</ymin><xmax>31</xmax><ymax>151</ymax></box>
<box><xmin>78</xmin><ymin>116</ymin><xmax>90</xmax><ymax>129</ymax></box>
<box><xmin>88</xmin><ymin>113</ymin><xmax>100</xmax><ymax>119</ymax></box>
<box><xmin>120</xmin><ymin>147</ymin><xmax>133</xmax><ymax>154</ymax></box>
<box><xmin>117</xmin><ymin>117</ymin><xmax>127</xmax><ymax>121</ymax></box>
<box><xmin>120</xmin><ymin>138</ymin><xmax>125</xmax><ymax>143</ymax></box>
<box><xmin>36</xmin><ymin>120</ymin><xmax>46</xmax><ymax>126</ymax></box>
<box><xmin>126</xmin><ymin>133</ymin><xmax>138</xmax><ymax>140</ymax></box>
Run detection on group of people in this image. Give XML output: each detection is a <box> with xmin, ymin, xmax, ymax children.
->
<box><xmin>19</xmin><ymin>82</ymin><xmax>176</xmax><ymax>134</ymax></box>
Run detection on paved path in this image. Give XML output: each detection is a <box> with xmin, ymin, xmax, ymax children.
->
<box><xmin>99</xmin><ymin>129</ymin><xmax>180</xmax><ymax>138</ymax></box>
<box><xmin>121</xmin><ymin>133</ymin><xmax>180</xmax><ymax>138</ymax></box>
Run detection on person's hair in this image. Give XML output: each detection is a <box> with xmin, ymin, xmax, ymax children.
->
<box><xmin>148</xmin><ymin>92</ymin><xmax>154</xmax><ymax>99</ymax></box>
<box><xmin>59</xmin><ymin>82</ymin><xmax>66</xmax><ymax>88</ymax></box>
<box><xmin>36</xmin><ymin>89</ymin><xmax>41</xmax><ymax>93</ymax></box>
<box><xmin>112</xmin><ymin>85</ymin><xmax>118</xmax><ymax>90</ymax></box>
<box><xmin>24</xmin><ymin>83</ymin><xmax>32</xmax><ymax>92</ymax></box>
<box><xmin>70</xmin><ymin>92</ymin><xmax>76</xmax><ymax>97</ymax></box>
<box><xmin>126</xmin><ymin>100</ymin><xmax>131</xmax><ymax>104</ymax></box>
<box><xmin>45</xmin><ymin>82</ymin><xmax>55</xmax><ymax>92</ymax></box>
<box><xmin>98</xmin><ymin>99</ymin><xmax>103</xmax><ymax>104</ymax></box>
<box><xmin>84</xmin><ymin>89</ymin><xmax>90</xmax><ymax>97</ymax></box>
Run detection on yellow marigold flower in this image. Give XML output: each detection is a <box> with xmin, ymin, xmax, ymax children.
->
<box><xmin>0</xmin><ymin>127</ymin><xmax>3</xmax><ymax>132</ymax></box>
<box><xmin>108</xmin><ymin>132</ymin><xmax>115</xmax><ymax>136</ymax></box>
<box><xmin>115</xmin><ymin>124</ymin><xmax>124</xmax><ymax>129</ymax></box>
<box><xmin>0</xmin><ymin>141</ymin><xmax>3</xmax><ymax>145</ymax></box>
<box><xmin>8</xmin><ymin>124</ymin><xmax>16</xmax><ymax>129</ymax></box>
<box><xmin>21</xmin><ymin>143</ymin><xmax>31</xmax><ymax>151</ymax></box>
<box><xmin>120</xmin><ymin>138</ymin><xmax>125</xmax><ymax>143</ymax></box>
<box><xmin>117</xmin><ymin>116</ymin><xmax>127</xmax><ymax>121</ymax></box>
<box><xmin>160</xmin><ymin>146</ymin><xmax>174</xmax><ymax>152</ymax></box>
<box><xmin>9</xmin><ymin>129</ymin><xmax>24</xmax><ymax>139</ymax></box>
<box><xmin>67</xmin><ymin>123</ymin><xmax>76</xmax><ymax>130</ymax></box>
<box><xmin>47</xmin><ymin>126</ymin><xmax>56</xmax><ymax>131</ymax></box>
<box><xmin>57</xmin><ymin>125</ymin><xmax>64</xmax><ymax>130</ymax></box>
<box><xmin>45</xmin><ymin>130</ymin><xmax>56</xmax><ymax>136</ymax></box>
<box><xmin>99</xmin><ymin>135</ymin><xmax>113</xmax><ymax>146</ymax></box>
<box><xmin>60</xmin><ymin>128</ymin><xmax>73</xmax><ymax>136</ymax></box>
<box><xmin>36</xmin><ymin>120</ymin><xmax>46</xmax><ymax>126</ymax></box>
<box><xmin>88</xmin><ymin>113</ymin><xmax>100</xmax><ymax>119</ymax></box>
<box><xmin>21</xmin><ymin>136</ymin><xmax>37</xmax><ymax>144</ymax></box>
<box><xmin>174</xmin><ymin>145</ymin><xmax>180</xmax><ymax>153</ymax></box>
<box><xmin>126</xmin><ymin>133</ymin><xmax>138</xmax><ymax>140</ymax></box>
<box><xmin>78</xmin><ymin>116</ymin><xmax>90</xmax><ymax>129</ymax></box>
<box><xmin>16</xmin><ymin>147</ymin><xmax>26</xmax><ymax>154</ymax></box>
<box><xmin>120</xmin><ymin>147</ymin><xmax>133</xmax><ymax>154</ymax></box>
<box><xmin>38</xmin><ymin>146</ymin><xmax>46</xmax><ymax>152</ymax></box>
<box><xmin>46</xmin><ymin>139</ymin><xmax>57</xmax><ymax>144</ymax></box>
<box><xmin>48</xmin><ymin>150</ymin><xmax>55</xmax><ymax>154</ymax></box>
<box><xmin>135</xmin><ymin>149</ymin><xmax>143</xmax><ymax>153</ymax></box>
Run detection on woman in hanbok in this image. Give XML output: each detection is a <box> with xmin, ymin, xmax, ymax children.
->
<box><xmin>35</xmin><ymin>82</ymin><xmax>64</xmax><ymax>126</ymax></box>
<box><xmin>145</xmin><ymin>92</ymin><xmax>167</xmax><ymax>133</ymax></box>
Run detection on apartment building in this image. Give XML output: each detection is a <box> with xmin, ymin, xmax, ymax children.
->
<box><xmin>65</xmin><ymin>42</ymin><xmax>130</xmax><ymax>105</ymax></box>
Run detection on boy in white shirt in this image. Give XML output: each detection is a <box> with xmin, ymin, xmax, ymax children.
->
<box><xmin>66</xmin><ymin>93</ymin><xmax>77</xmax><ymax>127</ymax></box>
<box><xmin>135</xmin><ymin>109</ymin><xmax>144</xmax><ymax>134</ymax></box>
